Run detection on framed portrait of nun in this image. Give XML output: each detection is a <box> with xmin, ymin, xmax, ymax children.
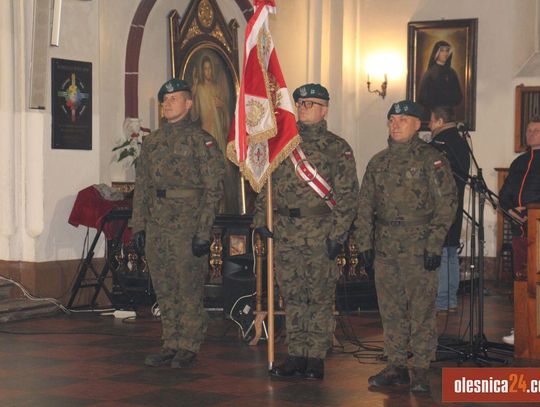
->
<box><xmin>407</xmin><ymin>19</ymin><xmax>478</xmax><ymax>131</ymax></box>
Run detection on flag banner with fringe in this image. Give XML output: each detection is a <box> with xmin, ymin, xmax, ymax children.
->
<box><xmin>226</xmin><ymin>0</ymin><xmax>300</xmax><ymax>193</ymax></box>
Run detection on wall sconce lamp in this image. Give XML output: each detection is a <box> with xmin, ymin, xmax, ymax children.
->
<box><xmin>367</xmin><ymin>73</ymin><xmax>387</xmax><ymax>99</ymax></box>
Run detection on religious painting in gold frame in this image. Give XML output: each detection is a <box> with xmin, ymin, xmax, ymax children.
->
<box><xmin>169</xmin><ymin>0</ymin><xmax>244</xmax><ymax>215</ymax></box>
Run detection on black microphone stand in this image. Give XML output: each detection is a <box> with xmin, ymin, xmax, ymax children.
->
<box><xmin>436</xmin><ymin>125</ymin><xmax>514</xmax><ymax>365</ymax></box>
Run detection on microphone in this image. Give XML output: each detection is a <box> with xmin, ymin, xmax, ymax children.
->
<box><xmin>457</xmin><ymin>122</ymin><xmax>468</xmax><ymax>132</ymax></box>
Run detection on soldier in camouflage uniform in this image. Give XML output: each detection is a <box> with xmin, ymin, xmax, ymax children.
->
<box><xmin>254</xmin><ymin>83</ymin><xmax>359</xmax><ymax>380</ymax></box>
<box><xmin>131</xmin><ymin>79</ymin><xmax>225</xmax><ymax>368</ymax></box>
<box><xmin>355</xmin><ymin>100</ymin><xmax>457</xmax><ymax>393</ymax></box>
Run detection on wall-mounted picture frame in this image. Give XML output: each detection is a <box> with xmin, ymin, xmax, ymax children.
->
<box><xmin>407</xmin><ymin>18</ymin><xmax>478</xmax><ymax>130</ymax></box>
<box><xmin>229</xmin><ymin>234</ymin><xmax>247</xmax><ymax>256</ymax></box>
<box><xmin>51</xmin><ymin>58</ymin><xmax>92</xmax><ymax>149</ymax></box>
<box><xmin>515</xmin><ymin>85</ymin><xmax>540</xmax><ymax>152</ymax></box>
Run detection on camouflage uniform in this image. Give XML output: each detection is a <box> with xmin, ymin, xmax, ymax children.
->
<box><xmin>355</xmin><ymin>135</ymin><xmax>457</xmax><ymax>369</ymax></box>
<box><xmin>254</xmin><ymin>120</ymin><xmax>359</xmax><ymax>359</ymax></box>
<box><xmin>131</xmin><ymin>115</ymin><xmax>225</xmax><ymax>353</ymax></box>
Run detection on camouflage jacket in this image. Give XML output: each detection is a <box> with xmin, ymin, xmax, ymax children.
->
<box><xmin>254</xmin><ymin>120</ymin><xmax>359</xmax><ymax>245</ymax></box>
<box><xmin>131</xmin><ymin>114</ymin><xmax>225</xmax><ymax>238</ymax></box>
<box><xmin>355</xmin><ymin>135</ymin><xmax>457</xmax><ymax>257</ymax></box>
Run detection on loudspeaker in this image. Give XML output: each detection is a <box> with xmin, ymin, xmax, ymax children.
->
<box><xmin>335</xmin><ymin>279</ymin><xmax>378</xmax><ymax>312</ymax></box>
<box><xmin>222</xmin><ymin>255</ymin><xmax>256</xmax><ymax>317</ymax></box>
<box><xmin>29</xmin><ymin>0</ymin><xmax>50</xmax><ymax>109</ymax></box>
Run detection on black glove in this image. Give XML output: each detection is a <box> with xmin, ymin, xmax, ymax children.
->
<box><xmin>424</xmin><ymin>250</ymin><xmax>441</xmax><ymax>271</ymax></box>
<box><xmin>326</xmin><ymin>238</ymin><xmax>342</xmax><ymax>260</ymax></box>
<box><xmin>255</xmin><ymin>226</ymin><xmax>273</xmax><ymax>239</ymax></box>
<box><xmin>359</xmin><ymin>249</ymin><xmax>375</xmax><ymax>269</ymax></box>
<box><xmin>132</xmin><ymin>230</ymin><xmax>146</xmax><ymax>256</ymax></box>
<box><xmin>192</xmin><ymin>236</ymin><xmax>211</xmax><ymax>257</ymax></box>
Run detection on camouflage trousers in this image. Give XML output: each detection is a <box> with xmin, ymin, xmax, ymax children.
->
<box><xmin>146</xmin><ymin>223</ymin><xmax>208</xmax><ymax>353</ymax></box>
<box><xmin>275</xmin><ymin>240</ymin><xmax>338</xmax><ymax>359</ymax></box>
<box><xmin>374</xmin><ymin>254</ymin><xmax>438</xmax><ymax>369</ymax></box>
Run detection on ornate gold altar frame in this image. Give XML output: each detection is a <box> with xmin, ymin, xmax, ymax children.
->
<box><xmin>168</xmin><ymin>0</ymin><xmax>246</xmax><ymax>215</ymax></box>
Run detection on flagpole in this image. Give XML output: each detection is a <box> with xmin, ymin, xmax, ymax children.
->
<box><xmin>240</xmin><ymin>175</ymin><xmax>247</xmax><ymax>215</ymax></box>
<box><xmin>266</xmin><ymin>175</ymin><xmax>275</xmax><ymax>369</ymax></box>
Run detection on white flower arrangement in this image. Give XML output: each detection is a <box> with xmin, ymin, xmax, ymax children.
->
<box><xmin>112</xmin><ymin>118</ymin><xmax>151</xmax><ymax>166</ymax></box>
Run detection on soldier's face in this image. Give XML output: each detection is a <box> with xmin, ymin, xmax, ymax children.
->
<box><xmin>526</xmin><ymin>122</ymin><xmax>540</xmax><ymax>149</ymax></box>
<box><xmin>296</xmin><ymin>98</ymin><xmax>328</xmax><ymax>125</ymax></box>
<box><xmin>162</xmin><ymin>91</ymin><xmax>193</xmax><ymax>123</ymax></box>
<box><xmin>388</xmin><ymin>114</ymin><xmax>421</xmax><ymax>143</ymax></box>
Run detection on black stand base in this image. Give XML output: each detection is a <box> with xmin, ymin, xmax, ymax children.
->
<box><xmin>436</xmin><ymin>335</ymin><xmax>513</xmax><ymax>366</ymax></box>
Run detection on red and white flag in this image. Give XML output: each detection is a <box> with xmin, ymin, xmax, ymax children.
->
<box><xmin>226</xmin><ymin>0</ymin><xmax>300</xmax><ymax>193</ymax></box>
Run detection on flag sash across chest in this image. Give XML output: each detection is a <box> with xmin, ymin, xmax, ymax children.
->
<box><xmin>289</xmin><ymin>146</ymin><xmax>337</xmax><ymax>209</ymax></box>
<box><xmin>226</xmin><ymin>0</ymin><xmax>300</xmax><ymax>193</ymax></box>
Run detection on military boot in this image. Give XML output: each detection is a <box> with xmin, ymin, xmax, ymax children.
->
<box><xmin>144</xmin><ymin>348</ymin><xmax>176</xmax><ymax>367</ymax></box>
<box><xmin>368</xmin><ymin>365</ymin><xmax>410</xmax><ymax>387</ymax></box>
<box><xmin>304</xmin><ymin>357</ymin><xmax>324</xmax><ymax>380</ymax></box>
<box><xmin>270</xmin><ymin>355</ymin><xmax>307</xmax><ymax>378</ymax></box>
<box><xmin>170</xmin><ymin>348</ymin><xmax>197</xmax><ymax>369</ymax></box>
<box><xmin>410</xmin><ymin>367</ymin><xmax>431</xmax><ymax>394</ymax></box>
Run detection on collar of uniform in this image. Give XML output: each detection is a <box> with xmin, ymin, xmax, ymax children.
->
<box><xmin>387</xmin><ymin>133</ymin><xmax>421</xmax><ymax>152</ymax></box>
<box><xmin>163</xmin><ymin>114</ymin><xmax>192</xmax><ymax>134</ymax></box>
<box><xmin>431</xmin><ymin>122</ymin><xmax>456</xmax><ymax>138</ymax></box>
<box><xmin>297</xmin><ymin>119</ymin><xmax>327</xmax><ymax>135</ymax></box>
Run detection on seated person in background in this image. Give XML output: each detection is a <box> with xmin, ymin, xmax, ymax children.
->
<box><xmin>428</xmin><ymin>106</ymin><xmax>470</xmax><ymax>313</ymax></box>
<box><xmin>499</xmin><ymin>115</ymin><xmax>540</xmax><ymax>344</ymax></box>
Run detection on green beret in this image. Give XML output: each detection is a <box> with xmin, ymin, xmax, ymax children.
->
<box><xmin>293</xmin><ymin>83</ymin><xmax>330</xmax><ymax>102</ymax></box>
<box><xmin>387</xmin><ymin>100</ymin><xmax>424</xmax><ymax>119</ymax></box>
<box><xmin>158</xmin><ymin>79</ymin><xmax>191</xmax><ymax>103</ymax></box>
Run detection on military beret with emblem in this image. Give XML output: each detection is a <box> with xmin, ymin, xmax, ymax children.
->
<box><xmin>293</xmin><ymin>83</ymin><xmax>330</xmax><ymax>102</ymax></box>
<box><xmin>158</xmin><ymin>78</ymin><xmax>191</xmax><ymax>103</ymax></box>
<box><xmin>387</xmin><ymin>100</ymin><xmax>424</xmax><ymax>119</ymax></box>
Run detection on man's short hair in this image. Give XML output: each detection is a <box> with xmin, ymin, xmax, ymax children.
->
<box><xmin>431</xmin><ymin>106</ymin><xmax>455</xmax><ymax>123</ymax></box>
<box><xmin>528</xmin><ymin>115</ymin><xmax>540</xmax><ymax>125</ymax></box>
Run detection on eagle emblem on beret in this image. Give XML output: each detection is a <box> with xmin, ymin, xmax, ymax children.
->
<box><xmin>394</xmin><ymin>103</ymin><xmax>401</xmax><ymax>113</ymax></box>
<box><xmin>299</xmin><ymin>87</ymin><xmax>308</xmax><ymax>97</ymax></box>
<box><xmin>165</xmin><ymin>82</ymin><xmax>174</xmax><ymax>92</ymax></box>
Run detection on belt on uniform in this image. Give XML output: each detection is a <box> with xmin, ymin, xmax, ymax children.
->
<box><xmin>156</xmin><ymin>188</ymin><xmax>199</xmax><ymax>199</ymax></box>
<box><xmin>276</xmin><ymin>205</ymin><xmax>331</xmax><ymax>218</ymax></box>
<box><xmin>376</xmin><ymin>215</ymin><xmax>431</xmax><ymax>227</ymax></box>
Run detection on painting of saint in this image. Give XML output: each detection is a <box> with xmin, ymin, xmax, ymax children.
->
<box><xmin>407</xmin><ymin>19</ymin><xmax>477</xmax><ymax>129</ymax></box>
<box><xmin>417</xmin><ymin>41</ymin><xmax>462</xmax><ymax>111</ymax></box>
<box><xmin>184</xmin><ymin>48</ymin><xmax>239</xmax><ymax>213</ymax></box>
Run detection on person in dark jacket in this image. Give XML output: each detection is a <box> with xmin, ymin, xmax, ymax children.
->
<box><xmin>499</xmin><ymin>116</ymin><xmax>540</xmax><ymax>345</ymax></box>
<box><xmin>500</xmin><ymin>116</ymin><xmax>540</xmax><ymax>278</ymax></box>
<box><xmin>428</xmin><ymin>106</ymin><xmax>470</xmax><ymax>313</ymax></box>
